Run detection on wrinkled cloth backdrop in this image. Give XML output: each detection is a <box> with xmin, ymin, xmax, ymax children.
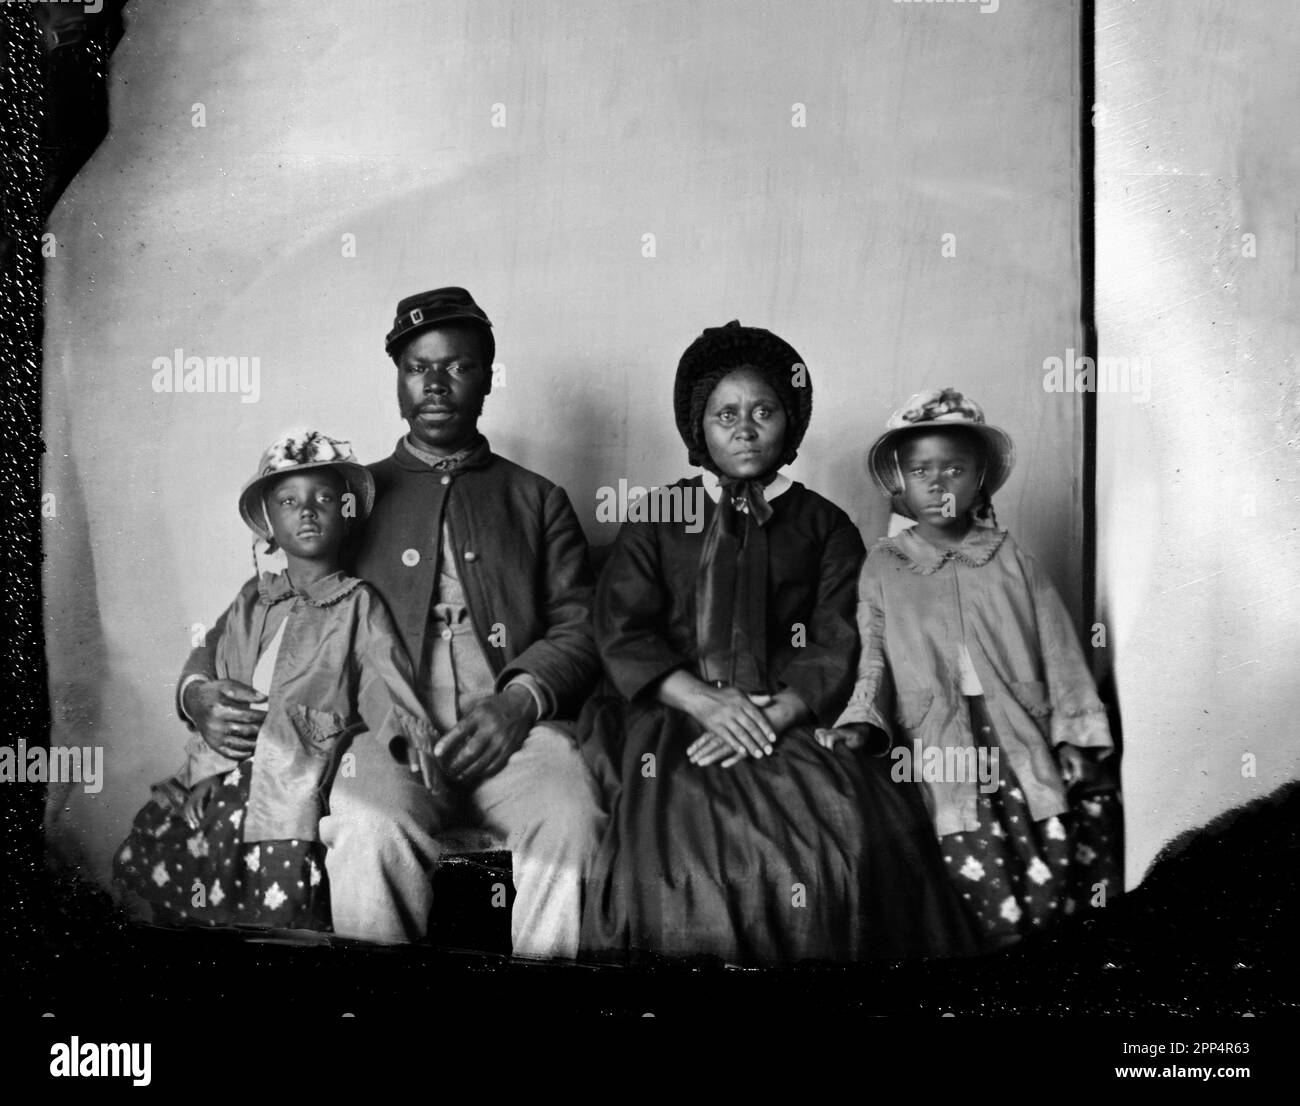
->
<box><xmin>43</xmin><ymin>0</ymin><xmax>1092</xmax><ymax>890</ymax></box>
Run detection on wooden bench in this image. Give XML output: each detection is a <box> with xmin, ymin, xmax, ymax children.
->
<box><xmin>427</xmin><ymin>826</ymin><xmax>513</xmax><ymax>954</ymax></box>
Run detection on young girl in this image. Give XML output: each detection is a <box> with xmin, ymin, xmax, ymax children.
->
<box><xmin>817</xmin><ymin>389</ymin><xmax>1121</xmax><ymax>948</ymax></box>
<box><xmin>114</xmin><ymin>429</ymin><xmax>442</xmax><ymax>929</ymax></box>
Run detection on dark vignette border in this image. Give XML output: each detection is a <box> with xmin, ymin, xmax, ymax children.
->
<box><xmin>0</xmin><ymin>0</ymin><xmax>1293</xmax><ymax>1030</ymax></box>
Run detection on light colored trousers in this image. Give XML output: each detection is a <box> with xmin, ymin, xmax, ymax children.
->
<box><xmin>320</xmin><ymin>724</ymin><xmax>605</xmax><ymax>958</ymax></box>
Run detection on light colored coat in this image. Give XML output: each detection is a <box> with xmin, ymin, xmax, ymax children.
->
<box><xmin>835</xmin><ymin>522</ymin><xmax>1112</xmax><ymax>836</ymax></box>
<box><xmin>175</xmin><ymin>570</ymin><xmax>436</xmax><ymax>843</ymax></box>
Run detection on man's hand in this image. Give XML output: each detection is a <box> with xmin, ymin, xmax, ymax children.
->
<box><xmin>184</xmin><ymin>678</ymin><xmax>267</xmax><ymax>760</ymax></box>
<box><xmin>433</xmin><ymin>684</ymin><xmax>537</xmax><ymax>786</ymax></box>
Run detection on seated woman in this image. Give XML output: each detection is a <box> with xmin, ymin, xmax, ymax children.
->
<box><xmin>579</xmin><ymin>321</ymin><xmax>975</xmax><ymax>964</ymax></box>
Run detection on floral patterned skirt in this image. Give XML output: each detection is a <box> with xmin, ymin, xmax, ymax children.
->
<box><xmin>939</xmin><ymin>696</ymin><xmax>1122</xmax><ymax>948</ymax></box>
<box><xmin>112</xmin><ymin>759</ymin><xmax>328</xmax><ymax>929</ymax></box>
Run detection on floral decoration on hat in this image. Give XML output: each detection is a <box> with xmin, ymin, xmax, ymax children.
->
<box><xmin>866</xmin><ymin>387</ymin><xmax>1016</xmax><ymax>500</ymax></box>
<box><xmin>238</xmin><ymin>429</ymin><xmax>375</xmax><ymax>542</ymax></box>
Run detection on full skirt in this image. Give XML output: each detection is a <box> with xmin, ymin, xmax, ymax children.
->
<box><xmin>578</xmin><ymin>695</ymin><xmax>978</xmax><ymax>964</ymax></box>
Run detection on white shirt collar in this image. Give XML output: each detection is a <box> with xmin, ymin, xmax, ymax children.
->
<box><xmin>701</xmin><ymin>469</ymin><xmax>792</xmax><ymax>504</ymax></box>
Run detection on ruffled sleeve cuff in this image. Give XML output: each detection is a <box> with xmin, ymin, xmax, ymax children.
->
<box><xmin>832</xmin><ymin>690</ymin><xmax>894</xmax><ymax>739</ymax></box>
<box><xmin>1050</xmin><ymin>704</ymin><xmax>1114</xmax><ymax>749</ymax></box>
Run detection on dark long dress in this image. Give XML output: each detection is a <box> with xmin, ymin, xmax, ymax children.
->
<box><xmin>579</xmin><ymin>477</ymin><xmax>977</xmax><ymax>963</ymax></box>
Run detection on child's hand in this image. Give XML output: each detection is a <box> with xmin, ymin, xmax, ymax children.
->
<box><xmin>181</xmin><ymin>776</ymin><xmax>219</xmax><ymax>831</ymax></box>
<box><xmin>150</xmin><ymin>777</ymin><xmax>189</xmax><ymax>815</ymax></box>
<box><xmin>399</xmin><ymin>734</ymin><xmax>445</xmax><ymax>797</ymax></box>
<box><xmin>815</xmin><ymin>724</ymin><xmax>891</xmax><ymax>756</ymax></box>
<box><xmin>1055</xmin><ymin>743</ymin><xmax>1118</xmax><ymax>794</ymax></box>
<box><xmin>1055</xmin><ymin>743</ymin><xmax>1088</xmax><ymax>787</ymax></box>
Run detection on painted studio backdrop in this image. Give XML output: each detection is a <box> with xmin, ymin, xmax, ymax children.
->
<box><xmin>43</xmin><ymin>0</ymin><xmax>1240</xmax><ymax>901</ymax></box>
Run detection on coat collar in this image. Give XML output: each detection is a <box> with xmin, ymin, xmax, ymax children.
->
<box><xmin>257</xmin><ymin>569</ymin><xmax>362</xmax><ymax>607</ymax></box>
<box><xmin>393</xmin><ymin>433</ymin><xmax>493</xmax><ymax>473</ymax></box>
<box><xmin>879</xmin><ymin>519</ymin><xmax>1009</xmax><ymax>575</ymax></box>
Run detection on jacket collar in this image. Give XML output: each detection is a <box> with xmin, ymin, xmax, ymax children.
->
<box><xmin>257</xmin><ymin>569</ymin><xmax>362</xmax><ymax>607</ymax></box>
<box><xmin>393</xmin><ymin>433</ymin><xmax>493</xmax><ymax>473</ymax></box>
<box><xmin>879</xmin><ymin>519</ymin><xmax>1009</xmax><ymax>575</ymax></box>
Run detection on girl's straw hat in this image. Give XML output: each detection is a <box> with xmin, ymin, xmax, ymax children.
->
<box><xmin>867</xmin><ymin>388</ymin><xmax>1015</xmax><ymax>498</ymax></box>
<box><xmin>238</xmin><ymin>429</ymin><xmax>375</xmax><ymax>541</ymax></box>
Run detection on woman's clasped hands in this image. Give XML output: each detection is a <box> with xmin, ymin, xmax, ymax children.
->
<box><xmin>681</xmin><ymin>682</ymin><xmax>812</xmax><ymax>769</ymax></box>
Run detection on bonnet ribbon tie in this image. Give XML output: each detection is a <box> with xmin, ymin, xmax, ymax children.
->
<box><xmin>694</xmin><ymin>478</ymin><xmax>772</xmax><ymax>693</ymax></box>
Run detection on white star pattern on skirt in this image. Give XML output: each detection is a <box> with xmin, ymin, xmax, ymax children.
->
<box><xmin>1027</xmin><ymin>856</ymin><xmax>1053</xmax><ymax>885</ymax></box>
<box><xmin>244</xmin><ymin>845</ymin><xmax>260</xmax><ymax>873</ymax></box>
<box><xmin>186</xmin><ymin>834</ymin><xmax>209</xmax><ymax>859</ymax></box>
<box><xmin>959</xmin><ymin>856</ymin><xmax>985</xmax><ymax>881</ymax></box>
<box><xmin>151</xmin><ymin>862</ymin><xmax>170</xmax><ymax>888</ymax></box>
<box><xmin>263</xmin><ymin>883</ymin><xmax>287</xmax><ymax>911</ymax></box>
<box><xmin>999</xmin><ymin>896</ymin><xmax>1022</xmax><ymax>924</ymax></box>
<box><xmin>1045</xmin><ymin>817</ymin><xmax>1067</xmax><ymax>841</ymax></box>
<box><xmin>209</xmin><ymin>881</ymin><xmax>225</xmax><ymax>907</ymax></box>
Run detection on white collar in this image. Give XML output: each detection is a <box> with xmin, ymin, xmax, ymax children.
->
<box><xmin>701</xmin><ymin>469</ymin><xmax>793</xmax><ymax>504</ymax></box>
